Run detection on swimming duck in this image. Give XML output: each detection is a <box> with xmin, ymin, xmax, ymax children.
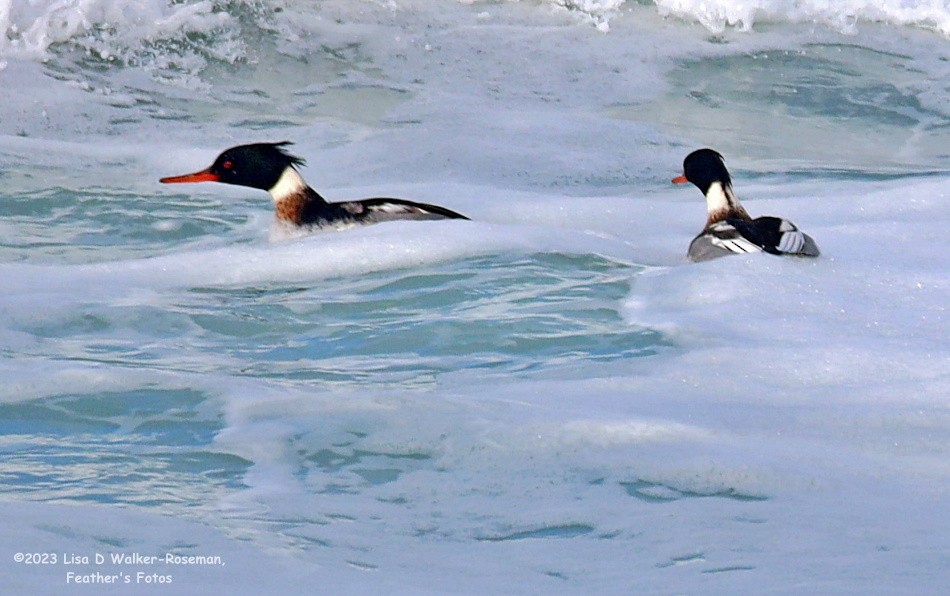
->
<box><xmin>673</xmin><ymin>148</ymin><xmax>819</xmax><ymax>262</ymax></box>
<box><xmin>161</xmin><ymin>142</ymin><xmax>469</xmax><ymax>230</ymax></box>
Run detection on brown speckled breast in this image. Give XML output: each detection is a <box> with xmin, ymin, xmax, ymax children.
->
<box><xmin>274</xmin><ymin>193</ymin><xmax>313</xmax><ymax>226</ymax></box>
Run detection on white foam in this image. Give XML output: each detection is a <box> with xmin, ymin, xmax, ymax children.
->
<box><xmin>0</xmin><ymin>0</ymin><xmax>234</xmax><ymax>61</ymax></box>
<box><xmin>653</xmin><ymin>0</ymin><xmax>950</xmax><ymax>35</ymax></box>
<box><xmin>2</xmin><ymin>0</ymin><xmax>947</xmax><ymax>73</ymax></box>
<box><xmin>625</xmin><ymin>175</ymin><xmax>950</xmax><ymax>395</ymax></box>
<box><xmin>0</xmin><ymin>216</ymin><xmax>643</xmax><ymax>304</ymax></box>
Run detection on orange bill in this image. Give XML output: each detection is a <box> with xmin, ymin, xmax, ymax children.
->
<box><xmin>671</xmin><ymin>175</ymin><xmax>688</xmax><ymax>184</ymax></box>
<box><xmin>160</xmin><ymin>168</ymin><xmax>219</xmax><ymax>184</ymax></box>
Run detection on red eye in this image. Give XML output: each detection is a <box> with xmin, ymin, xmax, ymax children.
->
<box><xmin>222</xmin><ymin>160</ymin><xmax>234</xmax><ymax>170</ymax></box>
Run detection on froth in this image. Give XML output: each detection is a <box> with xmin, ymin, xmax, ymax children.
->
<box><xmin>654</xmin><ymin>0</ymin><xmax>950</xmax><ymax>36</ymax></box>
<box><xmin>0</xmin><ymin>0</ymin><xmax>238</xmax><ymax>68</ymax></box>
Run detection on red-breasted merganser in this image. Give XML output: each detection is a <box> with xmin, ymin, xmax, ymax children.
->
<box><xmin>673</xmin><ymin>148</ymin><xmax>819</xmax><ymax>262</ymax></box>
<box><xmin>160</xmin><ymin>142</ymin><xmax>469</xmax><ymax>230</ymax></box>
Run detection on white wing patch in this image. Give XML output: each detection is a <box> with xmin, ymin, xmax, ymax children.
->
<box><xmin>368</xmin><ymin>203</ymin><xmax>425</xmax><ymax>214</ymax></box>
<box><xmin>707</xmin><ymin>221</ymin><xmax>762</xmax><ymax>255</ymax></box>
<box><xmin>715</xmin><ymin>236</ymin><xmax>762</xmax><ymax>254</ymax></box>
<box><xmin>340</xmin><ymin>202</ymin><xmax>366</xmax><ymax>215</ymax></box>
<box><xmin>778</xmin><ymin>230</ymin><xmax>805</xmax><ymax>253</ymax></box>
<box><xmin>363</xmin><ymin>201</ymin><xmax>452</xmax><ymax>222</ymax></box>
<box><xmin>775</xmin><ymin>220</ymin><xmax>805</xmax><ymax>253</ymax></box>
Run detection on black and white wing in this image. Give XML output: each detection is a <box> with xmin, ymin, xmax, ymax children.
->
<box><xmin>340</xmin><ymin>198</ymin><xmax>469</xmax><ymax>223</ymax></box>
<box><xmin>747</xmin><ymin>216</ymin><xmax>820</xmax><ymax>257</ymax></box>
<box><xmin>687</xmin><ymin>217</ymin><xmax>819</xmax><ymax>262</ymax></box>
<box><xmin>687</xmin><ymin>220</ymin><xmax>764</xmax><ymax>262</ymax></box>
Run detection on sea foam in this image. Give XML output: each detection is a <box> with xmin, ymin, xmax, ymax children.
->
<box><xmin>2</xmin><ymin>0</ymin><xmax>948</xmax><ymax>70</ymax></box>
<box><xmin>653</xmin><ymin>0</ymin><xmax>950</xmax><ymax>35</ymax></box>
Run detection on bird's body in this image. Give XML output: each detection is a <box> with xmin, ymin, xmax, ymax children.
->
<box><xmin>673</xmin><ymin>149</ymin><xmax>819</xmax><ymax>262</ymax></box>
<box><xmin>160</xmin><ymin>142</ymin><xmax>468</xmax><ymax>231</ymax></box>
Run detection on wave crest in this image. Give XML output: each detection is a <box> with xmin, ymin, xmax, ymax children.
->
<box><xmin>0</xmin><ymin>0</ymin><xmax>262</xmax><ymax>75</ymax></box>
<box><xmin>653</xmin><ymin>0</ymin><xmax>950</xmax><ymax>36</ymax></box>
<box><xmin>1</xmin><ymin>0</ymin><xmax>947</xmax><ymax>77</ymax></box>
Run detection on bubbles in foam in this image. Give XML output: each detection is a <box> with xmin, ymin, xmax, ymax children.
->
<box><xmin>653</xmin><ymin>0</ymin><xmax>950</xmax><ymax>36</ymax></box>
<box><xmin>0</xmin><ymin>0</ymin><xmax>250</xmax><ymax>76</ymax></box>
<box><xmin>3</xmin><ymin>0</ymin><xmax>948</xmax><ymax>78</ymax></box>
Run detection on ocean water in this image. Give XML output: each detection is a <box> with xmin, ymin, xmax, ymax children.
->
<box><xmin>1</xmin><ymin>0</ymin><xmax>948</xmax><ymax>593</ymax></box>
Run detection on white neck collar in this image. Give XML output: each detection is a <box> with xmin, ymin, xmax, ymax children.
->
<box><xmin>268</xmin><ymin>167</ymin><xmax>308</xmax><ymax>203</ymax></box>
